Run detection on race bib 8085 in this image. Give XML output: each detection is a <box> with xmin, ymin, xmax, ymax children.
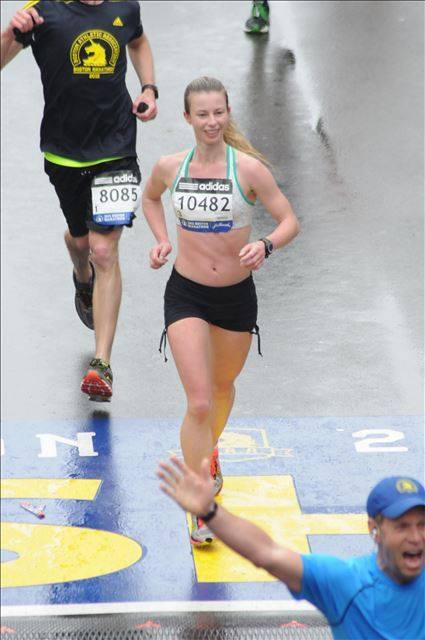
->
<box><xmin>91</xmin><ymin>170</ymin><xmax>141</xmax><ymax>226</ymax></box>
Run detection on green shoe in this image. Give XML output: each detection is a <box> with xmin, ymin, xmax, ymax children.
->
<box><xmin>244</xmin><ymin>0</ymin><xmax>270</xmax><ymax>33</ymax></box>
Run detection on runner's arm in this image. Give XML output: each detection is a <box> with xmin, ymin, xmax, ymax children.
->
<box><xmin>239</xmin><ymin>158</ymin><xmax>299</xmax><ymax>269</ymax></box>
<box><xmin>142</xmin><ymin>160</ymin><xmax>173</xmax><ymax>268</ymax></box>
<box><xmin>157</xmin><ymin>456</ymin><xmax>303</xmax><ymax>592</ymax></box>
<box><xmin>128</xmin><ymin>33</ymin><xmax>157</xmax><ymax>121</ymax></box>
<box><xmin>1</xmin><ymin>33</ymin><xmax>23</xmax><ymax>69</ymax></box>
<box><xmin>142</xmin><ymin>160</ymin><xmax>170</xmax><ymax>243</ymax></box>
<box><xmin>1</xmin><ymin>7</ymin><xmax>43</xmax><ymax>70</ymax></box>
<box><xmin>250</xmin><ymin>160</ymin><xmax>300</xmax><ymax>250</ymax></box>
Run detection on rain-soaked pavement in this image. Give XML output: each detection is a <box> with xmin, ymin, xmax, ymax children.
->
<box><xmin>1</xmin><ymin>0</ymin><xmax>423</xmax><ymax>635</ymax></box>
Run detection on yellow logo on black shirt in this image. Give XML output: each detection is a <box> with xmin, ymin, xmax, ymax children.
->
<box><xmin>113</xmin><ymin>17</ymin><xmax>124</xmax><ymax>27</ymax></box>
<box><xmin>70</xmin><ymin>30</ymin><xmax>120</xmax><ymax>79</ymax></box>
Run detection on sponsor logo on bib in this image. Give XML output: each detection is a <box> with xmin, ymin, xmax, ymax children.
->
<box><xmin>112</xmin><ymin>173</ymin><xmax>139</xmax><ymax>184</ymax></box>
<box><xmin>177</xmin><ymin>178</ymin><xmax>233</xmax><ymax>194</ymax></box>
<box><xmin>198</xmin><ymin>181</ymin><xmax>231</xmax><ymax>192</ymax></box>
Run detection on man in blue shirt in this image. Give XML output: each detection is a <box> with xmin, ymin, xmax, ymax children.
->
<box><xmin>158</xmin><ymin>462</ymin><xmax>425</xmax><ymax>640</ymax></box>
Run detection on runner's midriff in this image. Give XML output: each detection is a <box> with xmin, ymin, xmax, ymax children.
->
<box><xmin>175</xmin><ymin>224</ymin><xmax>252</xmax><ymax>286</ymax></box>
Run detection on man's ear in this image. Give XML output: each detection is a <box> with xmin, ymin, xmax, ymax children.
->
<box><xmin>368</xmin><ymin>517</ymin><xmax>381</xmax><ymax>543</ymax></box>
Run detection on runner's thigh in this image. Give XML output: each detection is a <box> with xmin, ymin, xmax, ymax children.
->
<box><xmin>167</xmin><ymin>317</ymin><xmax>212</xmax><ymax>398</ymax></box>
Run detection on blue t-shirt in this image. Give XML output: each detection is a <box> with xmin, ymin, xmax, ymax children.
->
<box><xmin>291</xmin><ymin>553</ymin><xmax>424</xmax><ymax>639</ymax></box>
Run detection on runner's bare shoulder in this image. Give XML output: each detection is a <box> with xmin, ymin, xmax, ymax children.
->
<box><xmin>154</xmin><ymin>150</ymin><xmax>191</xmax><ymax>189</ymax></box>
<box><xmin>235</xmin><ymin>149</ymin><xmax>265</xmax><ymax>174</ymax></box>
<box><xmin>233</xmin><ymin>149</ymin><xmax>269</xmax><ymax>194</ymax></box>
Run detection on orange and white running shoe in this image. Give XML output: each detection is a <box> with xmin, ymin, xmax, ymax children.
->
<box><xmin>81</xmin><ymin>358</ymin><xmax>113</xmax><ymax>402</ymax></box>
<box><xmin>210</xmin><ymin>446</ymin><xmax>223</xmax><ymax>496</ymax></box>
<box><xmin>190</xmin><ymin>514</ymin><xmax>214</xmax><ymax>545</ymax></box>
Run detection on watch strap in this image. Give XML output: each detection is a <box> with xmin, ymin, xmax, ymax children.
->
<box><xmin>199</xmin><ymin>501</ymin><xmax>218</xmax><ymax>523</ymax></box>
<box><xmin>259</xmin><ymin>237</ymin><xmax>273</xmax><ymax>258</ymax></box>
<box><xmin>142</xmin><ymin>83</ymin><xmax>159</xmax><ymax>99</ymax></box>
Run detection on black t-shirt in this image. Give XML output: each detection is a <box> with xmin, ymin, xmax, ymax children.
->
<box><xmin>27</xmin><ymin>0</ymin><xmax>143</xmax><ymax>161</ymax></box>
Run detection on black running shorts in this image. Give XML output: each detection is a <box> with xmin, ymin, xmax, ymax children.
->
<box><xmin>164</xmin><ymin>267</ymin><xmax>258</xmax><ymax>332</ymax></box>
<box><xmin>44</xmin><ymin>156</ymin><xmax>141</xmax><ymax>238</ymax></box>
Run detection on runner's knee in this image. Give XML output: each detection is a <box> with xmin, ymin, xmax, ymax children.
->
<box><xmin>187</xmin><ymin>396</ymin><xmax>212</xmax><ymax>422</ymax></box>
<box><xmin>89</xmin><ymin>242</ymin><xmax>119</xmax><ymax>271</ymax></box>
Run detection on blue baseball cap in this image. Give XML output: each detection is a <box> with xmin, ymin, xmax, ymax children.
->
<box><xmin>367</xmin><ymin>477</ymin><xmax>425</xmax><ymax>519</ymax></box>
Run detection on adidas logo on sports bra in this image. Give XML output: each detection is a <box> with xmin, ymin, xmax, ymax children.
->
<box><xmin>200</xmin><ymin>181</ymin><xmax>231</xmax><ymax>192</ymax></box>
<box><xmin>179</xmin><ymin>180</ymin><xmax>231</xmax><ymax>192</ymax></box>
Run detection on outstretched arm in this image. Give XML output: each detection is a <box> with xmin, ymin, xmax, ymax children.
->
<box><xmin>157</xmin><ymin>456</ymin><xmax>303</xmax><ymax>592</ymax></box>
<box><xmin>1</xmin><ymin>7</ymin><xmax>43</xmax><ymax>70</ymax></box>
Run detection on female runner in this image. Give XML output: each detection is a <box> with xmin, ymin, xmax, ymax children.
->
<box><xmin>142</xmin><ymin>76</ymin><xmax>299</xmax><ymax>544</ymax></box>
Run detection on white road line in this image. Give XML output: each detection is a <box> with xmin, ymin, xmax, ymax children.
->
<box><xmin>1</xmin><ymin>600</ymin><xmax>317</xmax><ymax>618</ymax></box>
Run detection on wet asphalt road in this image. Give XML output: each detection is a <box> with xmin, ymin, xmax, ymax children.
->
<box><xmin>1</xmin><ymin>0</ymin><xmax>423</xmax><ymax>423</ymax></box>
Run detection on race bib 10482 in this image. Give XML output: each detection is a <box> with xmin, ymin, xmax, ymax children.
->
<box><xmin>174</xmin><ymin>177</ymin><xmax>233</xmax><ymax>233</ymax></box>
<box><xmin>91</xmin><ymin>170</ymin><xmax>141</xmax><ymax>226</ymax></box>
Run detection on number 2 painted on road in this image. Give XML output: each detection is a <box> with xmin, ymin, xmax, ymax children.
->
<box><xmin>352</xmin><ymin>429</ymin><xmax>408</xmax><ymax>453</ymax></box>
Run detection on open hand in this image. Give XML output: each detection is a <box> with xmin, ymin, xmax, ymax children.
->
<box><xmin>157</xmin><ymin>456</ymin><xmax>214</xmax><ymax>516</ymax></box>
<box><xmin>239</xmin><ymin>241</ymin><xmax>266</xmax><ymax>270</ymax></box>
<box><xmin>149</xmin><ymin>241</ymin><xmax>172</xmax><ymax>269</ymax></box>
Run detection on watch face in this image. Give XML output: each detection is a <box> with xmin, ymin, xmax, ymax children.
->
<box><xmin>264</xmin><ymin>239</ymin><xmax>273</xmax><ymax>255</ymax></box>
<box><xmin>260</xmin><ymin>238</ymin><xmax>273</xmax><ymax>258</ymax></box>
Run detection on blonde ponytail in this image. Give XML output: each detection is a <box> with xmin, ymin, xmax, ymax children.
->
<box><xmin>184</xmin><ymin>76</ymin><xmax>270</xmax><ymax>166</ymax></box>
<box><xmin>223</xmin><ymin>118</ymin><xmax>269</xmax><ymax>166</ymax></box>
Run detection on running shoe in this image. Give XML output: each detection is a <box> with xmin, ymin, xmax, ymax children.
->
<box><xmin>211</xmin><ymin>446</ymin><xmax>223</xmax><ymax>496</ymax></box>
<box><xmin>190</xmin><ymin>513</ymin><xmax>215</xmax><ymax>545</ymax></box>
<box><xmin>244</xmin><ymin>0</ymin><xmax>270</xmax><ymax>33</ymax></box>
<box><xmin>81</xmin><ymin>358</ymin><xmax>113</xmax><ymax>402</ymax></box>
<box><xmin>73</xmin><ymin>263</ymin><xmax>95</xmax><ymax>330</ymax></box>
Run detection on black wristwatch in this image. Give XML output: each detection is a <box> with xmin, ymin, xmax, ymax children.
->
<box><xmin>199</xmin><ymin>501</ymin><xmax>218</xmax><ymax>523</ymax></box>
<box><xmin>141</xmin><ymin>83</ymin><xmax>159</xmax><ymax>99</ymax></box>
<box><xmin>259</xmin><ymin>237</ymin><xmax>274</xmax><ymax>258</ymax></box>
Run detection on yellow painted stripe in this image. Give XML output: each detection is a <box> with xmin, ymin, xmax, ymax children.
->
<box><xmin>0</xmin><ymin>478</ymin><xmax>101</xmax><ymax>500</ymax></box>
<box><xmin>302</xmin><ymin>513</ymin><xmax>368</xmax><ymax>535</ymax></box>
<box><xmin>190</xmin><ymin>476</ymin><xmax>306</xmax><ymax>583</ymax></box>
<box><xmin>190</xmin><ymin>476</ymin><xmax>367</xmax><ymax>583</ymax></box>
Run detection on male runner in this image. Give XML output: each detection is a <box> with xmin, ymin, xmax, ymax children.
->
<box><xmin>158</xmin><ymin>462</ymin><xmax>425</xmax><ymax>639</ymax></box>
<box><xmin>1</xmin><ymin>0</ymin><xmax>158</xmax><ymax>401</ymax></box>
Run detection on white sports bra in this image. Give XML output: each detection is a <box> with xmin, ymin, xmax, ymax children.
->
<box><xmin>170</xmin><ymin>145</ymin><xmax>255</xmax><ymax>233</ymax></box>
